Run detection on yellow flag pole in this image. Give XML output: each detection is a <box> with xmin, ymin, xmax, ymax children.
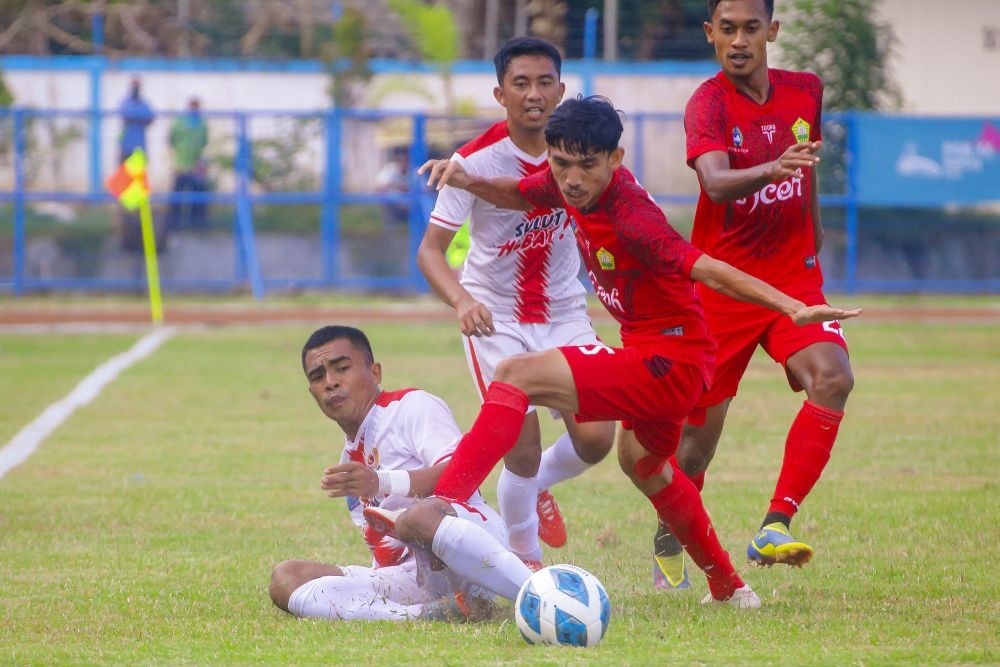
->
<box><xmin>138</xmin><ymin>197</ymin><xmax>164</xmax><ymax>325</ymax></box>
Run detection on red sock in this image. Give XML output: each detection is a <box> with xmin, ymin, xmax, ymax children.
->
<box><xmin>649</xmin><ymin>461</ymin><xmax>743</xmax><ymax>600</ymax></box>
<box><xmin>769</xmin><ymin>400</ymin><xmax>844</xmax><ymax>517</ymax></box>
<box><xmin>433</xmin><ymin>382</ymin><xmax>529</xmax><ymax>501</ymax></box>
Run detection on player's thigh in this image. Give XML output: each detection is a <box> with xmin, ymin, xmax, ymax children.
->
<box><xmin>494</xmin><ymin>348</ymin><xmax>580</xmax><ymax>415</ymax></box>
<box><xmin>762</xmin><ymin>291</ymin><xmax>851</xmax><ymax>392</ymax></box>
<box><xmin>698</xmin><ymin>306</ymin><xmax>772</xmax><ymax>408</ymax></box>
<box><xmin>286</xmin><ymin>562</ymin><xmax>431</xmax><ymax>617</ymax></box>
<box><xmin>561</xmin><ymin>343</ymin><xmax>704</xmax><ymax>424</ymax></box>
<box><xmin>525</xmin><ymin>313</ymin><xmax>602</xmax><ymax>420</ymax></box>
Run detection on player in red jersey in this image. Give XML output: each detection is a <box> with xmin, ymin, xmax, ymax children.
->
<box><xmin>418</xmin><ymin>95</ymin><xmax>860</xmax><ymax>608</ymax></box>
<box><xmin>652</xmin><ymin>0</ymin><xmax>857</xmax><ymax>589</ymax></box>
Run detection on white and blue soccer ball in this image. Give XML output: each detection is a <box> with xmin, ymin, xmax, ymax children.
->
<box><xmin>514</xmin><ymin>564</ymin><xmax>611</xmax><ymax>647</ymax></box>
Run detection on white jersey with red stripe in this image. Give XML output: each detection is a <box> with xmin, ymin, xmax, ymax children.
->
<box><xmin>428</xmin><ymin>120</ymin><xmax>588</xmax><ymax>324</ymax></box>
<box><xmin>341</xmin><ymin>387</ymin><xmax>486</xmax><ymax>524</ymax></box>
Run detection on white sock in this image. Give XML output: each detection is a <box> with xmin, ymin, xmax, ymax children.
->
<box><xmin>536</xmin><ymin>433</ymin><xmax>592</xmax><ymax>491</ymax></box>
<box><xmin>431</xmin><ymin>515</ymin><xmax>533</xmax><ymax>601</ymax></box>
<box><xmin>497</xmin><ymin>466</ymin><xmax>543</xmax><ymax>561</ymax></box>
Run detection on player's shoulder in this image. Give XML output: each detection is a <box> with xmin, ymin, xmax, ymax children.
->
<box><xmin>377</xmin><ymin>387</ymin><xmax>450</xmax><ymax>414</ymax></box>
<box><xmin>689</xmin><ymin>73</ymin><xmax>728</xmax><ymax>103</ymax></box>
<box><xmin>771</xmin><ymin>68</ymin><xmax>823</xmax><ymax>95</ymax></box>
<box><xmin>455</xmin><ymin>121</ymin><xmax>510</xmax><ymax>159</ymax></box>
<box><xmin>607</xmin><ymin>167</ymin><xmax>658</xmax><ymax>211</ymax></box>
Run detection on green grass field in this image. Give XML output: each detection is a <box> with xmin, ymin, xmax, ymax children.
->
<box><xmin>1</xmin><ymin>312</ymin><xmax>998</xmax><ymax>665</ymax></box>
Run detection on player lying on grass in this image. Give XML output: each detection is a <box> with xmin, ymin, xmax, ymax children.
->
<box><xmin>417</xmin><ymin>36</ymin><xmax>615</xmax><ymax>568</ymax></box>
<box><xmin>269</xmin><ymin>325</ymin><xmax>532</xmax><ymax>622</ymax></box>
<box><xmin>418</xmin><ymin>95</ymin><xmax>860</xmax><ymax>609</ymax></box>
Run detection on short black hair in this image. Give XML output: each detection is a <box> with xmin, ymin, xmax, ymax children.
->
<box><xmin>301</xmin><ymin>325</ymin><xmax>374</xmax><ymax>371</ymax></box>
<box><xmin>544</xmin><ymin>95</ymin><xmax>624</xmax><ymax>156</ymax></box>
<box><xmin>493</xmin><ymin>37</ymin><xmax>562</xmax><ymax>86</ymax></box>
<box><xmin>707</xmin><ymin>0</ymin><xmax>774</xmax><ymax>19</ymax></box>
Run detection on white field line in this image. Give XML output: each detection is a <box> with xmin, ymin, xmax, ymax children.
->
<box><xmin>0</xmin><ymin>327</ymin><xmax>176</xmax><ymax>480</ymax></box>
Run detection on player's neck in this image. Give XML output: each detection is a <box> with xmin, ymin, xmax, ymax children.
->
<box><xmin>724</xmin><ymin>66</ymin><xmax>771</xmax><ymax>105</ymax></box>
<box><xmin>506</xmin><ymin>123</ymin><xmax>548</xmax><ymax>158</ymax></box>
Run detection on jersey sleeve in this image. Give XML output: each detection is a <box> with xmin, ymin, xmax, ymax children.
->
<box><xmin>684</xmin><ymin>80</ymin><xmax>729</xmax><ymax>168</ymax></box>
<box><xmin>398</xmin><ymin>392</ymin><xmax>463</xmax><ymax>466</ymax></box>
<box><xmin>612</xmin><ymin>179</ymin><xmax>703</xmax><ymax>279</ymax></box>
<box><xmin>428</xmin><ymin>154</ymin><xmax>476</xmax><ymax>231</ymax></box>
<box><xmin>517</xmin><ymin>167</ymin><xmax>565</xmax><ymax>209</ymax></box>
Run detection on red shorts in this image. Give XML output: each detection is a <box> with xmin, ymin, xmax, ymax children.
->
<box><xmin>559</xmin><ymin>342</ymin><xmax>706</xmax><ymax>457</ymax></box>
<box><xmin>696</xmin><ymin>289</ymin><xmax>849</xmax><ymax>409</ymax></box>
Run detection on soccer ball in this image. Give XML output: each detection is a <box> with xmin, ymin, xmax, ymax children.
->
<box><xmin>514</xmin><ymin>564</ymin><xmax>611</xmax><ymax>647</ymax></box>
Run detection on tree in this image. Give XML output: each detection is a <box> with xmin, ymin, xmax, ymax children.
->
<box><xmin>777</xmin><ymin>0</ymin><xmax>901</xmax><ymax>112</ymax></box>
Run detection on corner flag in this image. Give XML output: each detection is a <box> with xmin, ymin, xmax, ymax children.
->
<box><xmin>106</xmin><ymin>148</ymin><xmax>164</xmax><ymax>325</ymax></box>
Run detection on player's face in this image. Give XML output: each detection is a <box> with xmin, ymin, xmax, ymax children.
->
<box><xmin>547</xmin><ymin>143</ymin><xmax>625</xmax><ymax>212</ymax></box>
<box><xmin>704</xmin><ymin>0</ymin><xmax>778</xmax><ymax>80</ymax></box>
<box><xmin>495</xmin><ymin>54</ymin><xmax>565</xmax><ymax>134</ymax></box>
<box><xmin>304</xmin><ymin>338</ymin><xmax>381</xmax><ymax>436</ymax></box>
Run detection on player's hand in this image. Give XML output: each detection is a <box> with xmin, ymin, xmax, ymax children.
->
<box><xmin>768</xmin><ymin>140</ymin><xmax>822</xmax><ymax>182</ymax></box>
<box><xmin>455</xmin><ymin>294</ymin><xmax>495</xmax><ymax>337</ymax></box>
<box><xmin>417</xmin><ymin>159</ymin><xmax>470</xmax><ymax>192</ymax></box>
<box><xmin>790</xmin><ymin>303</ymin><xmax>862</xmax><ymax>326</ymax></box>
<box><xmin>321</xmin><ymin>462</ymin><xmax>378</xmax><ymax>499</ymax></box>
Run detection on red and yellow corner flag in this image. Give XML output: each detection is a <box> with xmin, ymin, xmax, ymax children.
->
<box><xmin>106</xmin><ymin>148</ymin><xmax>163</xmax><ymax>325</ymax></box>
<box><xmin>106</xmin><ymin>148</ymin><xmax>150</xmax><ymax>211</ymax></box>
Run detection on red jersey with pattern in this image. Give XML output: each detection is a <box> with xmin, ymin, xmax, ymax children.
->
<box><xmin>686</xmin><ymin>68</ymin><xmax>824</xmax><ymax>292</ymax></box>
<box><xmin>518</xmin><ymin>165</ymin><xmax>714</xmax><ymax>383</ymax></box>
<box><xmin>429</xmin><ymin>121</ymin><xmax>586</xmax><ymax>324</ymax></box>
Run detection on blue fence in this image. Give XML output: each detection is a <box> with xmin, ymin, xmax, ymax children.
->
<box><xmin>1</xmin><ymin>107</ymin><xmax>998</xmax><ymax>296</ymax></box>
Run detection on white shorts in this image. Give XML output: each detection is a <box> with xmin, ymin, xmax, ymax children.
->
<box><xmin>463</xmin><ymin>312</ymin><xmax>600</xmax><ymax>416</ymax></box>
<box><xmin>287</xmin><ymin>499</ymin><xmax>507</xmax><ymax>620</ymax></box>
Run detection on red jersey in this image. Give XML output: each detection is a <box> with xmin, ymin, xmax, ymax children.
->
<box><xmin>686</xmin><ymin>68</ymin><xmax>824</xmax><ymax>292</ymax></box>
<box><xmin>519</xmin><ymin>165</ymin><xmax>714</xmax><ymax>383</ymax></box>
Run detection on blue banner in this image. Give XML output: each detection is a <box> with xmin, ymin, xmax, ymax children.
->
<box><xmin>854</xmin><ymin>115</ymin><xmax>1000</xmax><ymax>206</ymax></box>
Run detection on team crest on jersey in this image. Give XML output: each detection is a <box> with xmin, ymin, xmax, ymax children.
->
<box><xmin>596</xmin><ymin>247</ymin><xmax>615</xmax><ymax>271</ymax></box>
<box><xmin>792</xmin><ymin>118</ymin><xmax>811</xmax><ymax>144</ymax></box>
<box><xmin>732</xmin><ymin>126</ymin><xmax>743</xmax><ymax>147</ymax></box>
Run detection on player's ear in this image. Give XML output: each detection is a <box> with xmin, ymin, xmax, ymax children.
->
<box><xmin>703</xmin><ymin>21</ymin><xmax>714</xmax><ymax>43</ymax></box>
<box><xmin>609</xmin><ymin>147</ymin><xmax>625</xmax><ymax>170</ymax></box>
<box><xmin>768</xmin><ymin>19</ymin><xmax>779</xmax><ymax>42</ymax></box>
<box><xmin>493</xmin><ymin>85</ymin><xmax>504</xmax><ymax>106</ymax></box>
<box><xmin>557</xmin><ymin>81</ymin><xmax>566</xmax><ymax>102</ymax></box>
<box><xmin>371</xmin><ymin>361</ymin><xmax>382</xmax><ymax>385</ymax></box>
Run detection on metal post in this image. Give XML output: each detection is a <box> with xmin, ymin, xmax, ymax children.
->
<box><xmin>845</xmin><ymin>111</ymin><xmax>859</xmax><ymax>295</ymax></box>
<box><xmin>408</xmin><ymin>113</ymin><xmax>429</xmax><ymax>292</ymax></box>
<box><xmin>484</xmin><ymin>0</ymin><xmax>499</xmax><ymax>60</ymax></box>
<box><xmin>322</xmin><ymin>108</ymin><xmax>342</xmax><ymax>287</ymax></box>
<box><xmin>603</xmin><ymin>0</ymin><xmax>618</xmax><ymax>62</ymax></box>
<box><xmin>12</xmin><ymin>109</ymin><xmax>26</xmax><ymax>296</ymax></box>
<box><xmin>632</xmin><ymin>113</ymin><xmax>645</xmax><ymax>184</ymax></box>
<box><xmin>88</xmin><ymin>57</ymin><xmax>103</xmax><ymax>195</ymax></box>
<box><xmin>234</xmin><ymin>113</ymin><xmax>265</xmax><ymax>298</ymax></box>
<box><xmin>514</xmin><ymin>0</ymin><xmax>528</xmax><ymax>37</ymax></box>
<box><xmin>583</xmin><ymin>8</ymin><xmax>598</xmax><ymax>97</ymax></box>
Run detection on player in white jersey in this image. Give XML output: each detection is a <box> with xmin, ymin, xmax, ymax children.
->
<box><xmin>417</xmin><ymin>37</ymin><xmax>616</xmax><ymax>569</ymax></box>
<box><xmin>269</xmin><ymin>326</ymin><xmax>533</xmax><ymax>622</ymax></box>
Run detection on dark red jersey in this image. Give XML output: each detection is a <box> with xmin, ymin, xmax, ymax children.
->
<box><xmin>686</xmin><ymin>68</ymin><xmax>824</xmax><ymax>292</ymax></box>
<box><xmin>519</xmin><ymin>165</ymin><xmax>714</xmax><ymax>383</ymax></box>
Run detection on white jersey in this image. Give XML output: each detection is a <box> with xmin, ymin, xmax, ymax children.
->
<box><xmin>429</xmin><ymin>121</ymin><xmax>588</xmax><ymax>324</ymax></box>
<box><xmin>340</xmin><ymin>387</ymin><xmax>485</xmax><ymax>531</ymax></box>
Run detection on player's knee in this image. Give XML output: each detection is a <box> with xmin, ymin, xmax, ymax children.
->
<box><xmin>810</xmin><ymin>364</ymin><xmax>855</xmax><ymax>405</ymax></box>
<box><xmin>269</xmin><ymin>560</ymin><xmax>300</xmax><ymax>613</ymax></box>
<box><xmin>395</xmin><ymin>498</ymin><xmax>454</xmax><ymax>546</ymax></box>
<box><xmin>493</xmin><ymin>354</ymin><xmax>534</xmax><ymax>388</ymax></box>
<box><xmin>575</xmin><ymin>425</ymin><xmax>615</xmax><ymax>464</ymax></box>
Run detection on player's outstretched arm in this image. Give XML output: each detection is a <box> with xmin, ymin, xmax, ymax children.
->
<box><xmin>418</xmin><ymin>159</ymin><xmax>532</xmax><ymax>211</ymax></box>
<box><xmin>694</xmin><ymin>141</ymin><xmax>822</xmax><ymax>204</ymax></box>
<box><xmin>417</xmin><ymin>225</ymin><xmax>495</xmax><ymax>337</ymax></box>
<box><xmin>690</xmin><ymin>254</ymin><xmax>861</xmax><ymax>325</ymax></box>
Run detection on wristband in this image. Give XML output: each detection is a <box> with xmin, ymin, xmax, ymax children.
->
<box><xmin>376</xmin><ymin>469</ymin><xmax>411</xmax><ymax>497</ymax></box>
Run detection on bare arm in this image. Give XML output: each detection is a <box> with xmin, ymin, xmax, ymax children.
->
<box><xmin>416</xmin><ymin>224</ymin><xmax>495</xmax><ymax>337</ymax></box>
<box><xmin>418</xmin><ymin>159</ymin><xmax>532</xmax><ymax>211</ymax></box>
<box><xmin>690</xmin><ymin>253</ymin><xmax>860</xmax><ymax>325</ymax></box>
<box><xmin>694</xmin><ymin>141</ymin><xmax>823</xmax><ymax>204</ymax></box>
<box><xmin>810</xmin><ymin>165</ymin><xmax>824</xmax><ymax>254</ymax></box>
<box><xmin>321</xmin><ymin>461</ymin><xmax>448</xmax><ymax>500</ymax></box>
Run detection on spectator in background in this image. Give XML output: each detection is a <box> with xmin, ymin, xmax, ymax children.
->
<box><xmin>374</xmin><ymin>146</ymin><xmax>410</xmax><ymax>227</ymax></box>
<box><xmin>118</xmin><ymin>76</ymin><xmax>153</xmax><ymax>163</ymax></box>
<box><xmin>168</xmin><ymin>97</ymin><xmax>210</xmax><ymax>229</ymax></box>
